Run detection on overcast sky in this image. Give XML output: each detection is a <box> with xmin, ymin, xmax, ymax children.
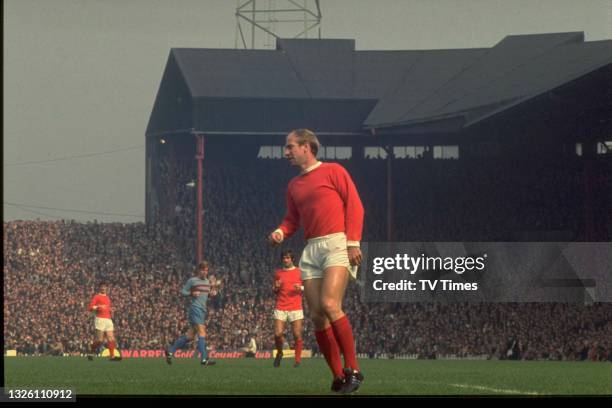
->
<box><xmin>4</xmin><ymin>0</ymin><xmax>611</xmax><ymax>223</ymax></box>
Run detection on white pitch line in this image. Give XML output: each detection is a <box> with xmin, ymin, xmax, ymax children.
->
<box><xmin>449</xmin><ymin>383</ymin><xmax>540</xmax><ymax>395</ymax></box>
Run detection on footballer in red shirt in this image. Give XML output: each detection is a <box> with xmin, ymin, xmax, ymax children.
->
<box><xmin>87</xmin><ymin>282</ymin><xmax>121</xmax><ymax>361</ymax></box>
<box><xmin>268</xmin><ymin>129</ymin><xmax>364</xmax><ymax>394</ymax></box>
<box><xmin>272</xmin><ymin>250</ymin><xmax>304</xmax><ymax>368</ymax></box>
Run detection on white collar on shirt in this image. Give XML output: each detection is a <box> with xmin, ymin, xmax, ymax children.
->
<box><xmin>302</xmin><ymin>161</ymin><xmax>322</xmax><ymax>174</ymax></box>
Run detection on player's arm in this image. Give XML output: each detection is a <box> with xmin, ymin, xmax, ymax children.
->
<box><xmin>272</xmin><ymin>271</ymin><xmax>281</xmax><ymax>292</ymax></box>
<box><xmin>333</xmin><ymin>165</ymin><xmax>364</xmax><ymax>265</ymax></box>
<box><xmin>180</xmin><ymin>279</ymin><xmax>194</xmax><ymax>297</ymax></box>
<box><xmin>87</xmin><ymin>296</ymin><xmax>98</xmax><ymax>312</ymax></box>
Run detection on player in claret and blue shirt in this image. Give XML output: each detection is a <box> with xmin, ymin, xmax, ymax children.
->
<box><xmin>165</xmin><ymin>261</ymin><xmax>220</xmax><ymax>366</ymax></box>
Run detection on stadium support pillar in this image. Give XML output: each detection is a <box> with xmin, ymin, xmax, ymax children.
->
<box><xmin>196</xmin><ymin>134</ymin><xmax>205</xmax><ymax>264</ymax></box>
<box><xmin>386</xmin><ymin>145</ymin><xmax>394</xmax><ymax>241</ymax></box>
<box><xmin>583</xmin><ymin>158</ymin><xmax>595</xmax><ymax>241</ymax></box>
<box><xmin>582</xmin><ymin>140</ymin><xmax>598</xmax><ymax>241</ymax></box>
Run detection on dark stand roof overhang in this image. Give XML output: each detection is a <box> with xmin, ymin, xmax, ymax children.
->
<box><xmin>146</xmin><ymin>32</ymin><xmax>612</xmax><ymax>140</ymax></box>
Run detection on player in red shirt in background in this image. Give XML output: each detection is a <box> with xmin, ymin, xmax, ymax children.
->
<box><xmin>272</xmin><ymin>249</ymin><xmax>304</xmax><ymax>368</ymax></box>
<box><xmin>87</xmin><ymin>282</ymin><xmax>121</xmax><ymax>361</ymax></box>
<box><xmin>268</xmin><ymin>129</ymin><xmax>364</xmax><ymax>394</ymax></box>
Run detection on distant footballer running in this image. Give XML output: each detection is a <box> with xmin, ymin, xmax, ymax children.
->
<box><xmin>165</xmin><ymin>261</ymin><xmax>220</xmax><ymax>366</ymax></box>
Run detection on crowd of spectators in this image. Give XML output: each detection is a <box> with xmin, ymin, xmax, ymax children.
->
<box><xmin>4</xmin><ymin>146</ymin><xmax>611</xmax><ymax>361</ymax></box>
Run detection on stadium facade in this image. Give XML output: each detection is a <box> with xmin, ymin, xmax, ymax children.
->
<box><xmin>146</xmin><ymin>33</ymin><xmax>612</xmax><ymax>262</ymax></box>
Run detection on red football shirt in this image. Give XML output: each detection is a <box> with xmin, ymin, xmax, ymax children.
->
<box><xmin>278</xmin><ymin>162</ymin><xmax>364</xmax><ymax>242</ymax></box>
<box><xmin>274</xmin><ymin>267</ymin><xmax>303</xmax><ymax>311</ymax></box>
<box><xmin>88</xmin><ymin>294</ymin><xmax>112</xmax><ymax>318</ymax></box>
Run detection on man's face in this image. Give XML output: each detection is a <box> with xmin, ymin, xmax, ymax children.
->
<box><xmin>199</xmin><ymin>266</ymin><xmax>209</xmax><ymax>279</ymax></box>
<box><xmin>282</xmin><ymin>255</ymin><xmax>294</xmax><ymax>268</ymax></box>
<box><xmin>284</xmin><ymin>133</ymin><xmax>309</xmax><ymax>166</ymax></box>
<box><xmin>100</xmin><ymin>285</ymin><xmax>108</xmax><ymax>294</ymax></box>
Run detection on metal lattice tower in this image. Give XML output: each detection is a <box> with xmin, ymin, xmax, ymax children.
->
<box><xmin>235</xmin><ymin>0</ymin><xmax>322</xmax><ymax>49</ymax></box>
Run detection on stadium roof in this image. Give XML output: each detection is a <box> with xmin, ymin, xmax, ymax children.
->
<box><xmin>146</xmin><ymin>32</ymin><xmax>612</xmax><ymax>136</ymax></box>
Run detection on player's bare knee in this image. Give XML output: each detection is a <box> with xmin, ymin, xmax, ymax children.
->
<box><xmin>320</xmin><ymin>297</ymin><xmax>341</xmax><ymax>318</ymax></box>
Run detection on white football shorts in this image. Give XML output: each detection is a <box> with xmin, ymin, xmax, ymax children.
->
<box><xmin>299</xmin><ymin>232</ymin><xmax>359</xmax><ymax>281</ymax></box>
<box><xmin>273</xmin><ymin>309</ymin><xmax>304</xmax><ymax>322</ymax></box>
<box><xmin>94</xmin><ymin>317</ymin><xmax>114</xmax><ymax>332</ymax></box>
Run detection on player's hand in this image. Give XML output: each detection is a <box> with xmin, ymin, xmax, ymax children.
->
<box><xmin>191</xmin><ymin>290</ymin><xmax>201</xmax><ymax>298</ymax></box>
<box><xmin>268</xmin><ymin>231</ymin><xmax>283</xmax><ymax>246</ymax></box>
<box><xmin>293</xmin><ymin>283</ymin><xmax>302</xmax><ymax>291</ymax></box>
<box><xmin>348</xmin><ymin>247</ymin><xmax>363</xmax><ymax>266</ymax></box>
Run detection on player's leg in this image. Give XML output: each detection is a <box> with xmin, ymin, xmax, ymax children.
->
<box><xmin>166</xmin><ymin>326</ymin><xmax>196</xmax><ymax>364</ymax></box>
<box><xmin>320</xmin><ymin>265</ymin><xmax>363</xmax><ymax>393</ymax></box>
<box><xmin>105</xmin><ymin>330</ymin><xmax>119</xmax><ymax>360</ymax></box>
<box><xmin>273</xmin><ymin>316</ymin><xmax>286</xmax><ymax>367</ymax></box>
<box><xmin>196</xmin><ymin>324</ymin><xmax>206</xmax><ymax>360</ymax></box>
<box><xmin>196</xmin><ymin>324</ymin><xmax>215</xmax><ymax>365</ymax></box>
<box><xmin>303</xmin><ymin>278</ymin><xmax>344</xmax><ymax>384</ymax></box>
<box><xmin>302</xmin><ymin>242</ymin><xmax>345</xmax><ymax>392</ymax></box>
<box><xmin>89</xmin><ymin>329</ymin><xmax>105</xmax><ymax>360</ymax></box>
<box><xmin>189</xmin><ymin>306</ymin><xmax>214</xmax><ymax>365</ymax></box>
<box><xmin>320</xmin><ymin>267</ymin><xmax>349</xmax><ymax>323</ymax></box>
<box><xmin>290</xmin><ymin>316</ymin><xmax>304</xmax><ymax>367</ymax></box>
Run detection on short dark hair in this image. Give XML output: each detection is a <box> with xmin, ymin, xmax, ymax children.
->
<box><xmin>198</xmin><ymin>261</ymin><xmax>209</xmax><ymax>270</ymax></box>
<box><xmin>281</xmin><ymin>250</ymin><xmax>295</xmax><ymax>263</ymax></box>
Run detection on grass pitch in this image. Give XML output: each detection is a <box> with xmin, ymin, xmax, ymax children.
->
<box><xmin>4</xmin><ymin>356</ymin><xmax>611</xmax><ymax>396</ymax></box>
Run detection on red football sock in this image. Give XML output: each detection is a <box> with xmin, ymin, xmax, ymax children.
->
<box><xmin>295</xmin><ymin>339</ymin><xmax>303</xmax><ymax>364</ymax></box>
<box><xmin>331</xmin><ymin>315</ymin><xmax>360</xmax><ymax>372</ymax></box>
<box><xmin>274</xmin><ymin>336</ymin><xmax>284</xmax><ymax>353</ymax></box>
<box><xmin>108</xmin><ymin>341</ymin><xmax>116</xmax><ymax>359</ymax></box>
<box><xmin>90</xmin><ymin>341</ymin><xmax>102</xmax><ymax>354</ymax></box>
<box><xmin>314</xmin><ymin>326</ymin><xmax>343</xmax><ymax>377</ymax></box>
